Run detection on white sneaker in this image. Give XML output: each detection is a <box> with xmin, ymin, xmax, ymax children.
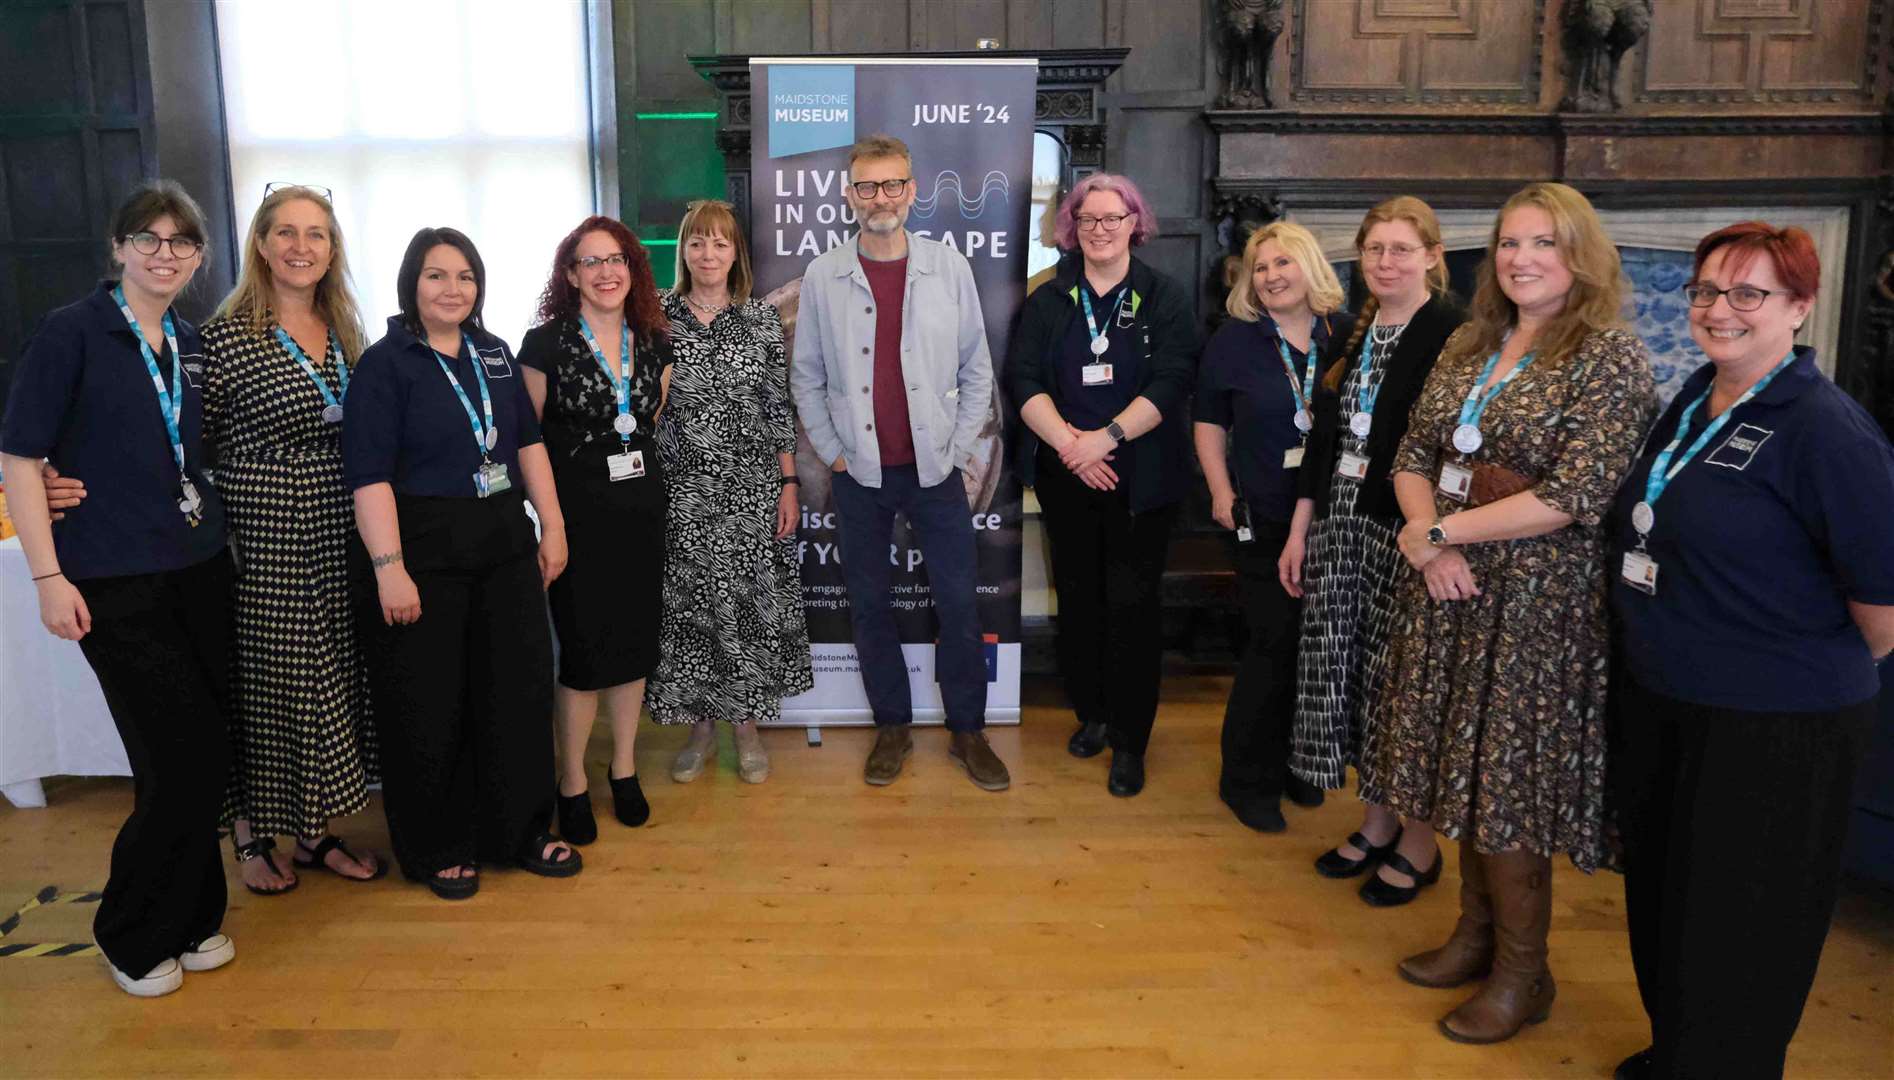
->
<box><xmin>179</xmin><ymin>933</ymin><xmax>235</xmax><ymax>972</ymax></box>
<box><xmin>106</xmin><ymin>955</ymin><xmax>183</xmax><ymax>997</ymax></box>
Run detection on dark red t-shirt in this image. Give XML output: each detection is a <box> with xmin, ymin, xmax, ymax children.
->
<box><xmin>861</xmin><ymin>255</ymin><xmax>915</xmax><ymax>468</ymax></box>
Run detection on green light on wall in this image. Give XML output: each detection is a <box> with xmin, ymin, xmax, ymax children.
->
<box><xmin>635</xmin><ymin>112</ymin><xmax>718</xmax><ymax>120</ymax></box>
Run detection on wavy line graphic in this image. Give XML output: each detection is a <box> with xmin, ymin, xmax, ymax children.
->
<box><xmin>909</xmin><ymin>170</ymin><xmax>1010</xmax><ymax>220</ymax></box>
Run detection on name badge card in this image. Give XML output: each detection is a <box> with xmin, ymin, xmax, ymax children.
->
<box><xmin>1621</xmin><ymin>551</ymin><xmax>1658</xmax><ymax>595</ymax></box>
<box><xmin>474</xmin><ymin>461</ymin><xmax>512</xmax><ymax>498</ymax></box>
<box><xmin>1283</xmin><ymin>445</ymin><xmax>1305</xmax><ymax>469</ymax></box>
<box><xmin>1081</xmin><ymin>362</ymin><xmax>1114</xmax><ymax>387</ymax></box>
<box><xmin>1233</xmin><ymin>499</ymin><xmax>1254</xmax><ymax>545</ymax></box>
<box><xmin>1337</xmin><ymin>450</ymin><xmax>1369</xmax><ymax>480</ymax></box>
<box><xmin>1437</xmin><ymin>461</ymin><xmax>1472</xmax><ymax>503</ymax></box>
<box><xmin>607</xmin><ymin>450</ymin><xmax>646</xmax><ymax>482</ymax></box>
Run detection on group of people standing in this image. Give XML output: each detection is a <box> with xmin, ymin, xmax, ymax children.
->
<box><xmin>3</xmin><ymin>134</ymin><xmax>1889</xmax><ymax>1080</ymax></box>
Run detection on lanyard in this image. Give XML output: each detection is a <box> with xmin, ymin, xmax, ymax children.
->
<box><xmin>111</xmin><ymin>284</ymin><xmax>185</xmax><ymax>476</ymax></box>
<box><xmin>578</xmin><ymin>316</ymin><xmax>635</xmax><ymax>444</ymax></box>
<box><xmin>1452</xmin><ymin>349</ymin><xmax>1535</xmax><ymax>454</ymax></box>
<box><xmin>1634</xmin><ymin>350</ymin><xmax>1795</xmax><ymax>536</ymax></box>
<box><xmin>272</xmin><ymin>326</ymin><xmax>346</xmax><ymax>416</ymax></box>
<box><xmin>1353</xmin><ymin>333</ymin><xmax>1381</xmax><ymax>420</ymax></box>
<box><xmin>429</xmin><ymin>334</ymin><xmax>497</xmax><ymax>459</ymax></box>
<box><xmin>1274</xmin><ymin>316</ymin><xmax>1318</xmax><ymax>431</ymax></box>
<box><xmin>1080</xmin><ymin>285</ymin><xmax>1130</xmax><ymax>356</ymax></box>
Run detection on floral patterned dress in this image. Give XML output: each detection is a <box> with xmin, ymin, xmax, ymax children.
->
<box><xmin>1371</xmin><ymin>326</ymin><xmax>1656</xmax><ymax>870</ymax></box>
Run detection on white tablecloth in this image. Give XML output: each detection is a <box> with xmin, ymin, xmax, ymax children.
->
<box><xmin>0</xmin><ymin>537</ymin><xmax>129</xmax><ymax>807</ymax></box>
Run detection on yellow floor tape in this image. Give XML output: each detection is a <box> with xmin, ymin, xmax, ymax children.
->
<box><xmin>0</xmin><ymin>886</ymin><xmax>103</xmax><ymax>958</ymax></box>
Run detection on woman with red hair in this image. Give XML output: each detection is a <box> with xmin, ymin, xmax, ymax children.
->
<box><xmin>519</xmin><ymin>216</ymin><xmax>671</xmax><ymax>840</ymax></box>
<box><xmin>1607</xmin><ymin>222</ymin><xmax>1894</xmax><ymax>1079</ymax></box>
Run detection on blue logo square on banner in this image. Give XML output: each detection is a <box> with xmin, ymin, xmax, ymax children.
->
<box><xmin>767</xmin><ymin>65</ymin><xmax>855</xmax><ymax>158</ymax></box>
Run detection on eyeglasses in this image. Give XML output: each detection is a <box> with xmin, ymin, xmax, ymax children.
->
<box><xmin>1361</xmin><ymin>243</ymin><xmax>1425</xmax><ymax>263</ymax></box>
<box><xmin>1075</xmin><ymin>213</ymin><xmax>1132</xmax><ymax>233</ymax></box>
<box><xmin>573</xmin><ymin>253</ymin><xmax>629</xmax><ymax>271</ymax></box>
<box><xmin>264</xmin><ymin>182</ymin><xmax>334</xmax><ymax>201</ymax></box>
<box><xmin>849</xmin><ymin>178</ymin><xmax>911</xmax><ymax>199</ymax></box>
<box><xmin>121</xmin><ymin>231</ymin><xmax>202</xmax><ymax>259</ymax></box>
<box><xmin>1682</xmin><ymin>283</ymin><xmax>1776</xmax><ymax>312</ymax></box>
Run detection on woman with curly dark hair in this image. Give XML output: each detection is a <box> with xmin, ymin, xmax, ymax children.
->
<box><xmin>518</xmin><ymin>216</ymin><xmax>672</xmax><ymax>840</ymax></box>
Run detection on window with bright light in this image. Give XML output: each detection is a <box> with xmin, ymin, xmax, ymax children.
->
<box><xmin>215</xmin><ymin>0</ymin><xmax>595</xmax><ymax>346</ymax></box>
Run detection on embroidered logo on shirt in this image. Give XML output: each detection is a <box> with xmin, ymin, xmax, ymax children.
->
<box><xmin>1705</xmin><ymin>423</ymin><xmax>1773</xmax><ymax>471</ymax></box>
<box><xmin>478</xmin><ymin>349</ymin><xmax>513</xmax><ymax>379</ymax></box>
<box><xmin>179</xmin><ymin>354</ymin><xmax>205</xmax><ymax>389</ymax></box>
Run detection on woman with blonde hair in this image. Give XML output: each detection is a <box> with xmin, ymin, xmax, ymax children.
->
<box><xmin>647</xmin><ymin>199</ymin><xmax>812</xmax><ymax>783</ymax></box>
<box><xmin>1289</xmin><ymin>196</ymin><xmax>1465</xmax><ymax>897</ymax></box>
<box><xmin>1195</xmin><ymin>221</ymin><xmax>1353</xmax><ymax>830</ymax></box>
<box><xmin>1375</xmin><ymin>182</ymin><xmax>1655</xmax><ymax>1043</ymax></box>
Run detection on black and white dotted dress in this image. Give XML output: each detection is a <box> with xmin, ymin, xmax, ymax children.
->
<box><xmin>1290</xmin><ymin>322</ymin><xmax>1408</xmax><ymax>798</ymax></box>
<box><xmin>199</xmin><ymin>315</ymin><xmax>376</xmax><ymax>838</ymax></box>
<box><xmin>647</xmin><ymin>293</ymin><xmax>813</xmax><ymax>725</ymax></box>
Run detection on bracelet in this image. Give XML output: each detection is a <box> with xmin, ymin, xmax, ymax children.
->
<box><xmin>780</xmin><ymin>475</ymin><xmax>799</xmax><ymax>487</ymax></box>
<box><xmin>31</xmin><ymin>570</ymin><xmax>63</xmax><ymax>582</ymax></box>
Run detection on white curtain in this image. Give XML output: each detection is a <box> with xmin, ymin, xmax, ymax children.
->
<box><xmin>214</xmin><ymin>0</ymin><xmax>594</xmax><ymax>347</ymax></box>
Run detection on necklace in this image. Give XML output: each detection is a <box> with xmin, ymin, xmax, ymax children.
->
<box><xmin>683</xmin><ymin>291</ymin><xmax>730</xmax><ymax>317</ymax></box>
<box><xmin>1369</xmin><ymin>322</ymin><xmax>1407</xmax><ymax>346</ymax></box>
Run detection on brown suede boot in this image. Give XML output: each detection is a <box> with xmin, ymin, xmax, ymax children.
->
<box><xmin>1398</xmin><ymin>836</ymin><xmax>1494</xmax><ymax>988</ymax></box>
<box><xmin>1438</xmin><ymin>849</ymin><xmax>1555</xmax><ymax>1044</ymax></box>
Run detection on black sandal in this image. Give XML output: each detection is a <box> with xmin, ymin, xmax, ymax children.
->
<box><xmin>233</xmin><ymin>836</ymin><xmax>299</xmax><ymax>896</ymax></box>
<box><xmin>516</xmin><ymin>833</ymin><xmax>583</xmax><ymax>878</ymax></box>
<box><xmin>427</xmin><ymin>863</ymin><xmax>479</xmax><ymax>901</ymax></box>
<box><xmin>292</xmin><ymin>836</ymin><xmax>389</xmax><ymax>882</ymax></box>
<box><xmin>1314</xmin><ymin>828</ymin><xmax>1401</xmax><ymax>879</ymax></box>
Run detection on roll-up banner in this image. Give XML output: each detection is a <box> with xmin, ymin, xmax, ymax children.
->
<box><xmin>752</xmin><ymin>56</ymin><xmax>1035</xmax><ymax>726</ymax></box>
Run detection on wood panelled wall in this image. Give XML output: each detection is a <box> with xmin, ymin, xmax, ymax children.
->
<box><xmin>612</xmin><ymin>0</ymin><xmax>1221</xmax><ymax>320</ymax></box>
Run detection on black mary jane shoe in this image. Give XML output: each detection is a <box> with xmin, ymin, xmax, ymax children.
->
<box><xmin>1067</xmin><ymin>720</ymin><xmax>1109</xmax><ymax>759</ymax></box>
<box><xmin>427</xmin><ymin>864</ymin><xmax>479</xmax><ymax>901</ymax></box>
<box><xmin>1314</xmin><ymin>828</ymin><xmax>1401</xmax><ymax>879</ymax></box>
<box><xmin>1613</xmin><ymin>1047</ymin><xmax>1654</xmax><ymax>1080</ymax></box>
<box><xmin>556</xmin><ymin>790</ymin><xmax>598</xmax><ymax>846</ymax></box>
<box><xmin>609</xmin><ymin>772</ymin><xmax>650</xmax><ymax>827</ymax></box>
<box><xmin>1285</xmin><ymin>774</ymin><xmax>1327</xmax><ymax>809</ymax></box>
<box><xmin>517</xmin><ymin>833</ymin><xmax>584</xmax><ymax>878</ymax></box>
<box><xmin>1106</xmin><ymin>750</ymin><xmax>1145</xmax><ymax>797</ymax></box>
<box><xmin>1358</xmin><ymin>846</ymin><xmax>1442</xmax><ymax>907</ymax></box>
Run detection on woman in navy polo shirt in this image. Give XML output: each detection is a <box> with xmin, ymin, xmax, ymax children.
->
<box><xmin>342</xmin><ymin>227</ymin><xmax>580</xmax><ymax>899</ymax></box>
<box><xmin>1195</xmin><ymin>221</ymin><xmax>1351</xmax><ymax>832</ymax></box>
<box><xmin>0</xmin><ymin>181</ymin><xmax>235</xmax><ymax>997</ymax></box>
<box><xmin>1607</xmin><ymin>222</ymin><xmax>1894</xmax><ymax>1080</ymax></box>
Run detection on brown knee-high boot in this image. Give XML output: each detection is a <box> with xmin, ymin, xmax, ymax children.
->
<box><xmin>1438</xmin><ymin>849</ymin><xmax>1555</xmax><ymax>1044</ymax></box>
<box><xmin>1399</xmin><ymin>835</ymin><xmax>1493</xmax><ymax>988</ymax></box>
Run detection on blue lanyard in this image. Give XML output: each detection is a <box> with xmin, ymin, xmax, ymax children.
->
<box><xmin>1641</xmin><ymin>350</ymin><xmax>1796</xmax><ymax>519</ymax></box>
<box><xmin>1457</xmin><ymin>349</ymin><xmax>1536</xmax><ymax>431</ymax></box>
<box><xmin>111</xmin><ymin>284</ymin><xmax>185</xmax><ymax>475</ymax></box>
<box><xmin>1353</xmin><ymin>334</ymin><xmax>1381</xmax><ymax>419</ymax></box>
<box><xmin>1080</xmin><ymin>286</ymin><xmax>1130</xmax><ymax>352</ymax></box>
<box><xmin>577</xmin><ymin>316</ymin><xmax>634</xmax><ymax>443</ymax></box>
<box><xmin>1274</xmin><ymin>317</ymin><xmax>1318</xmax><ymax>415</ymax></box>
<box><xmin>271</xmin><ymin>326</ymin><xmax>346</xmax><ymax>410</ymax></box>
<box><xmin>429</xmin><ymin>334</ymin><xmax>495</xmax><ymax>459</ymax></box>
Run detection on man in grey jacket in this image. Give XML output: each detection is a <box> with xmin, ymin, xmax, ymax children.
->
<box><xmin>790</xmin><ymin>133</ymin><xmax>1010</xmax><ymax>791</ymax></box>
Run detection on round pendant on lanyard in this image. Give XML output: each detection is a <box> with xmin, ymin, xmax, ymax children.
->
<box><xmin>1452</xmin><ymin>423</ymin><xmax>1483</xmax><ymax>454</ymax></box>
<box><xmin>613</xmin><ymin>413</ymin><xmax>636</xmax><ymax>436</ymax></box>
<box><xmin>1631</xmin><ymin>500</ymin><xmax>1655</xmax><ymax>535</ymax></box>
<box><xmin>1089</xmin><ymin>334</ymin><xmax>1110</xmax><ymax>357</ymax></box>
<box><xmin>178</xmin><ymin>476</ymin><xmax>203</xmax><ymax>513</ymax></box>
<box><xmin>1349</xmin><ymin>411</ymin><xmax>1372</xmax><ymax>438</ymax></box>
<box><xmin>1294</xmin><ymin>408</ymin><xmax>1313</xmax><ymax>433</ymax></box>
<box><xmin>484</xmin><ymin>426</ymin><xmax>499</xmax><ymax>452</ymax></box>
<box><xmin>321</xmin><ymin>404</ymin><xmax>344</xmax><ymax>424</ymax></box>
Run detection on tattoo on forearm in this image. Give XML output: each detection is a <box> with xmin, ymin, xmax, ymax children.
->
<box><xmin>372</xmin><ymin>550</ymin><xmax>403</xmax><ymax>569</ymax></box>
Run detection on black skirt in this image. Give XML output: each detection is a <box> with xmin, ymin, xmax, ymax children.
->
<box><xmin>547</xmin><ymin>435</ymin><xmax>667</xmax><ymax>690</ymax></box>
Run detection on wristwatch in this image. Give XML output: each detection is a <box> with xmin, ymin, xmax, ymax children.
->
<box><xmin>1426</xmin><ymin>518</ymin><xmax>1450</xmax><ymax>547</ymax></box>
<box><xmin>1106</xmin><ymin>420</ymin><xmax>1126</xmax><ymax>443</ymax></box>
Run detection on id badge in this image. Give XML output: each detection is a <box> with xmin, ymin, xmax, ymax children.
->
<box><xmin>1233</xmin><ymin>499</ymin><xmax>1254</xmax><ymax>545</ymax></box>
<box><xmin>1283</xmin><ymin>445</ymin><xmax>1305</xmax><ymax>469</ymax></box>
<box><xmin>1621</xmin><ymin>551</ymin><xmax>1658</xmax><ymax>595</ymax></box>
<box><xmin>1437</xmin><ymin>462</ymin><xmax>1473</xmax><ymax>503</ymax></box>
<box><xmin>1081</xmin><ymin>362</ymin><xmax>1113</xmax><ymax>386</ymax></box>
<box><xmin>474</xmin><ymin>461</ymin><xmax>512</xmax><ymax>498</ymax></box>
<box><xmin>607</xmin><ymin>450</ymin><xmax>645</xmax><ymax>482</ymax></box>
<box><xmin>1337</xmin><ymin>450</ymin><xmax>1369</xmax><ymax>480</ymax></box>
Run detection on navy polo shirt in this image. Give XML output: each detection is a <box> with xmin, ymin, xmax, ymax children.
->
<box><xmin>1054</xmin><ymin>279</ymin><xmax>1141</xmax><ymax>430</ymax></box>
<box><xmin>1609</xmin><ymin>347</ymin><xmax>1894</xmax><ymax>712</ymax></box>
<box><xmin>342</xmin><ymin>317</ymin><xmax>542</xmax><ymax>498</ymax></box>
<box><xmin>1195</xmin><ymin>312</ymin><xmax>1349</xmax><ymax>524</ymax></box>
<box><xmin>0</xmin><ymin>282</ymin><xmax>226</xmax><ymax>580</ymax></box>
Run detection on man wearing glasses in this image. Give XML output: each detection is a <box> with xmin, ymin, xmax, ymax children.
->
<box><xmin>790</xmin><ymin>133</ymin><xmax>1011</xmax><ymax>792</ymax></box>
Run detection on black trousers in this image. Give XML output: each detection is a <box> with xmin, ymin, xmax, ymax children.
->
<box><xmin>1612</xmin><ymin>672</ymin><xmax>1873</xmax><ymax>1079</ymax></box>
<box><xmin>361</xmin><ymin>497</ymin><xmax>555</xmax><ymax>880</ymax></box>
<box><xmin>74</xmin><ymin>551</ymin><xmax>233</xmax><ymax>980</ymax></box>
<box><xmin>1034</xmin><ymin>448</ymin><xmax>1178</xmax><ymax>756</ymax></box>
<box><xmin>1220</xmin><ymin>523</ymin><xmax>1300</xmax><ymax>804</ymax></box>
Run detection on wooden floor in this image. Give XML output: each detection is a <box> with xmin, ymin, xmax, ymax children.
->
<box><xmin>2</xmin><ymin>675</ymin><xmax>1889</xmax><ymax>1078</ymax></box>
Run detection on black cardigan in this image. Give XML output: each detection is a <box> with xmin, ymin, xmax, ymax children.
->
<box><xmin>1296</xmin><ymin>294</ymin><xmax>1466</xmax><ymax>523</ymax></box>
<box><xmin>1005</xmin><ymin>254</ymin><xmax>1200</xmax><ymax>514</ymax></box>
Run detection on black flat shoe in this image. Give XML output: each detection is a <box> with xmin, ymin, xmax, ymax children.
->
<box><xmin>1107</xmin><ymin>750</ymin><xmax>1145</xmax><ymax>797</ymax></box>
<box><xmin>517</xmin><ymin>834</ymin><xmax>583</xmax><ymax>878</ymax></box>
<box><xmin>1358</xmin><ymin>847</ymin><xmax>1442</xmax><ymax>907</ymax></box>
<box><xmin>1314</xmin><ymin>828</ymin><xmax>1401</xmax><ymax>879</ymax></box>
<box><xmin>1285</xmin><ymin>774</ymin><xmax>1326</xmax><ymax>809</ymax></box>
<box><xmin>1224</xmin><ymin>796</ymin><xmax>1287</xmax><ymax>833</ymax></box>
<box><xmin>609</xmin><ymin>772</ymin><xmax>650</xmax><ymax>827</ymax></box>
<box><xmin>556</xmin><ymin>790</ymin><xmax>597</xmax><ymax>846</ymax></box>
<box><xmin>427</xmin><ymin>864</ymin><xmax>479</xmax><ymax>901</ymax></box>
<box><xmin>1613</xmin><ymin>1047</ymin><xmax>1654</xmax><ymax>1080</ymax></box>
<box><xmin>1067</xmin><ymin>720</ymin><xmax>1108</xmax><ymax>758</ymax></box>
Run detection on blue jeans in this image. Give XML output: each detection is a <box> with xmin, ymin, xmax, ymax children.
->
<box><xmin>831</xmin><ymin>465</ymin><xmax>987</xmax><ymax>731</ymax></box>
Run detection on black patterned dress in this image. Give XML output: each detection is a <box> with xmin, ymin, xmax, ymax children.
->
<box><xmin>199</xmin><ymin>315</ymin><xmax>375</xmax><ymax>838</ymax></box>
<box><xmin>517</xmin><ymin>317</ymin><xmax>668</xmax><ymax>690</ymax></box>
<box><xmin>1291</xmin><ymin>323</ymin><xmax>1408</xmax><ymax>798</ymax></box>
<box><xmin>647</xmin><ymin>294</ymin><xmax>813</xmax><ymax>725</ymax></box>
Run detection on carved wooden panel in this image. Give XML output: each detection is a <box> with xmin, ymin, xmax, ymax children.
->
<box><xmin>1634</xmin><ymin>0</ymin><xmax>1883</xmax><ymax>104</ymax></box>
<box><xmin>1291</xmin><ymin>0</ymin><xmax>1546</xmax><ymax>105</ymax></box>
